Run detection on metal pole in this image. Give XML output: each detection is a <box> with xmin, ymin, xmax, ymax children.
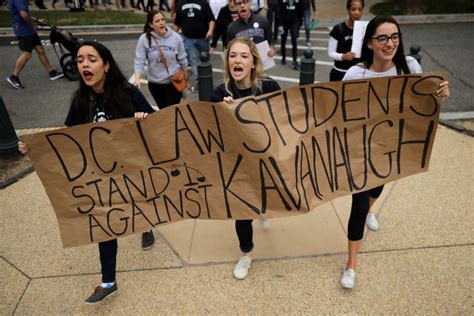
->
<box><xmin>0</xmin><ymin>96</ymin><xmax>19</xmax><ymax>158</ymax></box>
<box><xmin>197</xmin><ymin>51</ymin><xmax>214</xmax><ymax>101</ymax></box>
<box><xmin>409</xmin><ymin>44</ymin><xmax>422</xmax><ymax>64</ymax></box>
<box><xmin>299</xmin><ymin>49</ymin><xmax>315</xmax><ymax>86</ymax></box>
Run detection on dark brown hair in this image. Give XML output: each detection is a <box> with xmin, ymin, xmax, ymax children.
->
<box><xmin>360</xmin><ymin>16</ymin><xmax>410</xmax><ymax>74</ymax></box>
<box><xmin>72</xmin><ymin>41</ymin><xmax>134</xmax><ymax>122</ymax></box>
<box><xmin>346</xmin><ymin>0</ymin><xmax>364</xmax><ymax>9</ymax></box>
<box><xmin>143</xmin><ymin>10</ymin><xmax>165</xmax><ymax>46</ymax></box>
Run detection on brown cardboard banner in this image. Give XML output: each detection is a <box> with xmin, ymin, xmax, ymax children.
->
<box><xmin>22</xmin><ymin>72</ymin><xmax>447</xmax><ymax>247</ymax></box>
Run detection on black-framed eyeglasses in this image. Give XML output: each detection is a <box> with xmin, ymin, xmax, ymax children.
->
<box><xmin>372</xmin><ymin>33</ymin><xmax>401</xmax><ymax>45</ymax></box>
<box><xmin>234</xmin><ymin>0</ymin><xmax>249</xmax><ymax>5</ymax></box>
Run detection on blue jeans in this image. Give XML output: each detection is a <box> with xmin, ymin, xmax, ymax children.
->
<box><xmin>303</xmin><ymin>7</ymin><xmax>311</xmax><ymax>42</ymax></box>
<box><xmin>183</xmin><ymin>37</ymin><xmax>209</xmax><ymax>86</ymax></box>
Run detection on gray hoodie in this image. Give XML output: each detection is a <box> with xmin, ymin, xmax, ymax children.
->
<box><xmin>135</xmin><ymin>28</ymin><xmax>188</xmax><ymax>84</ymax></box>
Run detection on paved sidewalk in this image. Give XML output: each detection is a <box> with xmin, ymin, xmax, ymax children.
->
<box><xmin>1</xmin><ymin>124</ymin><xmax>473</xmax><ymax>314</ymax></box>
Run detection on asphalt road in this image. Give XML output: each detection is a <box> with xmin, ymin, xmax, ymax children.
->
<box><xmin>1</xmin><ymin>22</ymin><xmax>472</xmax><ymax>129</ymax></box>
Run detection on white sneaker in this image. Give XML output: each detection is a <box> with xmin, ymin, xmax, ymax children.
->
<box><xmin>233</xmin><ymin>255</ymin><xmax>252</xmax><ymax>280</ymax></box>
<box><xmin>259</xmin><ymin>218</ymin><xmax>270</xmax><ymax>230</ymax></box>
<box><xmin>340</xmin><ymin>268</ymin><xmax>356</xmax><ymax>289</ymax></box>
<box><xmin>366</xmin><ymin>213</ymin><xmax>380</xmax><ymax>231</ymax></box>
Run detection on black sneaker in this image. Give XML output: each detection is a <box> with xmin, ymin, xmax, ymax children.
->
<box><xmin>85</xmin><ymin>283</ymin><xmax>117</xmax><ymax>304</ymax></box>
<box><xmin>281</xmin><ymin>57</ymin><xmax>286</xmax><ymax>65</ymax></box>
<box><xmin>292</xmin><ymin>61</ymin><xmax>300</xmax><ymax>70</ymax></box>
<box><xmin>6</xmin><ymin>75</ymin><xmax>25</xmax><ymax>89</ymax></box>
<box><xmin>141</xmin><ymin>230</ymin><xmax>155</xmax><ymax>250</ymax></box>
<box><xmin>49</xmin><ymin>70</ymin><xmax>64</xmax><ymax>80</ymax></box>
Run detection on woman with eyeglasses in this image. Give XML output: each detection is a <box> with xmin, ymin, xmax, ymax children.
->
<box><xmin>327</xmin><ymin>0</ymin><xmax>364</xmax><ymax>81</ymax></box>
<box><xmin>339</xmin><ymin>15</ymin><xmax>450</xmax><ymax>290</ymax></box>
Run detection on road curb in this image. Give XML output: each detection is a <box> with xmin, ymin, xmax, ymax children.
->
<box><xmin>439</xmin><ymin>120</ymin><xmax>474</xmax><ymax>137</ymax></box>
<box><xmin>0</xmin><ymin>162</ymin><xmax>34</xmax><ymax>189</ymax></box>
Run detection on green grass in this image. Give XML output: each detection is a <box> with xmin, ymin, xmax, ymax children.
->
<box><xmin>0</xmin><ymin>10</ymin><xmax>148</xmax><ymax>28</ymax></box>
<box><xmin>370</xmin><ymin>0</ymin><xmax>472</xmax><ymax>15</ymax></box>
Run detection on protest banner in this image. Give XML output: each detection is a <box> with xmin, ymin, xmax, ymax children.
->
<box><xmin>22</xmin><ymin>72</ymin><xmax>447</xmax><ymax>247</ymax></box>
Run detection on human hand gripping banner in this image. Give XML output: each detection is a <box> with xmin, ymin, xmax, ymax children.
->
<box><xmin>22</xmin><ymin>72</ymin><xmax>447</xmax><ymax>247</ymax></box>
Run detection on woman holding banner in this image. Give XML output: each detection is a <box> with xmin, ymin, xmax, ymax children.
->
<box><xmin>210</xmin><ymin>37</ymin><xmax>280</xmax><ymax>280</ymax></box>
<box><xmin>327</xmin><ymin>0</ymin><xmax>364</xmax><ymax>81</ymax></box>
<box><xmin>18</xmin><ymin>41</ymin><xmax>157</xmax><ymax>304</ymax></box>
<box><xmin>339</xmin><ymin>16</ymin><xmax>450</xmax><ymax>289</ymax></box>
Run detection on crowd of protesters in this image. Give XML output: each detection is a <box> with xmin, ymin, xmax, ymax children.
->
<box><xmin>10</xmin><ymin>0</ymin><xmax>451</xmax><ymax>305</ymax></box>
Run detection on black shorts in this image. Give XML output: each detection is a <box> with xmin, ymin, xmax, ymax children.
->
<box><xmin>18</xmin><ymin>33</ymin><xmax>42</xmax><ymax>52</ymax></box>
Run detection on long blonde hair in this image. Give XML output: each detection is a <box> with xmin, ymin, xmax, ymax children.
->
<box><xmin>223</xmin><ymin>37</ymin><xmax>265</xmax><ymax>97</ymax></box>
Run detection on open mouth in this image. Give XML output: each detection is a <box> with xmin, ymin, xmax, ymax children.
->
<box><xmin>233</xmin><ymin>66</ymin><xmax>244</xmax><ymax>74</ymax></box>
<box><xmin>83</xmin><ymin>70</ymin><xmax>93</xmax><ymax>80</ymax></box>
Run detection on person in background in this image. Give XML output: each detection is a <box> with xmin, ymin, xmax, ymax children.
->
<box><xmin>159</xmin><ymin>0</ymin><xmax>169</xmax><ymax>11</ymax></box>
<box><xmin>227</xmin><ymin>0</ymin><xmax>275</xmax><ymax>57</ymax></box>
<box><xmin>340</xmin><ymin>15</ymin><xmax>450</xmax><ymax>290</ymax></box>
<box><xmin>18</xmin><ymin>41</ymin><xmax>157</xmax><ymax>303</ymax></box>
<box><xmin>210</xmin><ymin>37</ymin><xmax>280</xmax><ymax>280</ymax></box>
<box><xmin>174</xmin><ymin>0</ymin><xmax>215</xmax><ymax>92</ymax></box>
<box><xmin>115</xmin><ymin>0</ymin><xmax>132</xmax><ymax>10</ymax></box>
<box><xmin>266</xmin><ymin>0</ymin><xmax>278</xmax><ymax>41</ymax></box>
<box><xmin>210</xmin><ymin>0</ymin><xmax>239</xmax><ymax>52</ymax></box>
<box><xmin>301</xmin><ymin>0</ymin><xmax>316</xmax><ymax>47</ymax></box>
<box><xmin>210</xmin><ymin>0</ymin><xmax>227</xmax><ymax>19</ymax></box>
<box><xmin>135</xmin><ymin>0</ymin><xmax>146</xmax><ymax>11</ymax></box>
<box><xmin>276</xmin><ymin>0</ymin><xmax>304</xmax><ymax>69</ymax></box>
<box><xmin>6</xmin><ymin>0</ymin><xmax>63</xmax><ymax>89</ymax></box>
<box><xmin>327</xmin><ymin>0</ymin><xmax>364</xmax><ymax>81</ymax></box>
<box><xmin>135</xmin><ymin>10</ymin><xmax>188</xmax><ymax>109</ymax></box>
<box><xmin>250</xmin><ymin>0</ymin><xmax>267</xmax><ymax>15</ymax></box>
<box><xmin>169</xmin><ymin>0</ymin><xmax>176</xmax><ymax>18</ymax></box>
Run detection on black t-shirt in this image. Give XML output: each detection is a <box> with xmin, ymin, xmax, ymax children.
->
<box><xmin>211</xmin><ymin>5</ymin><xmax>238</xmax><ymax>48</ymax></box>
<box><xmin>64</xmin><ymin>84</ymin><xmax>155</xmax><ymax>126</ymax></box>
<box><xmin>227</xmin><ymin>14</ymin><xmax>274</xmax><ymax>46</ymax></box>
<box><xmin>329</xmin><ymin>22</ymin><xmax>359</xmax><ymax>71</ymax></box>
<box><xmin>175</xmin><ymin>0</ymin><xmax>215</xmax><ymax>39</ymax></box>
<box><xmin>277</xmin><ymin>0</ymin><xmax>304</xmax><ymax>26</ymax></box>
<box><xmin>210</xmin><ymin>78</ymin><xmax>281</xmax><ymax>101</ymax></box>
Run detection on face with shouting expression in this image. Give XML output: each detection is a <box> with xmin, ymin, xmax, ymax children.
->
<box><xmin>228</xmin><ymin>41</ymin><xmax>255</xmax><ymax>88</ymax></box>
<box><xmin>77</xmin><ymin>45</ymin><xmax>109</xmax><ymax>93</ymax></box>
<box><xmin>150</xmin><ymin>12</ymin><xmax>167</xmax><ymax>36</ymax></box>
<box><xmin>233</xmin><ymin>0</ymin><xmax>251</xmax><ymax>21</ymax></box>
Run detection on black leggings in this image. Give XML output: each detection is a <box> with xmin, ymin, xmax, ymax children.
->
<box><xmin>281</xmin><ymin>21</ymin><xmax>299</xmax><ymax>62</ymax></box>
<box><xmin>235</xmin><ymin>220</ymin><xmax>254</xmax><ymax>253</ymax></box>
<box><xmin>99</xmin><ymin>239</ymin><xmax>117</xmax><ymax>283</ymax></box>
<box><xmin>329</xmin><ymin>68</ymin><xmax>346</xmax><ymax>81</ymax></box>
<box><xmin>148</xmin><ymin>82</ymin><xmax>183</xmax><ymax>110</ymax></box>
<box><xmin>347</xmin><ymin>185</ymin><xmax>384</xmax><ymax>241</ymax></box>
